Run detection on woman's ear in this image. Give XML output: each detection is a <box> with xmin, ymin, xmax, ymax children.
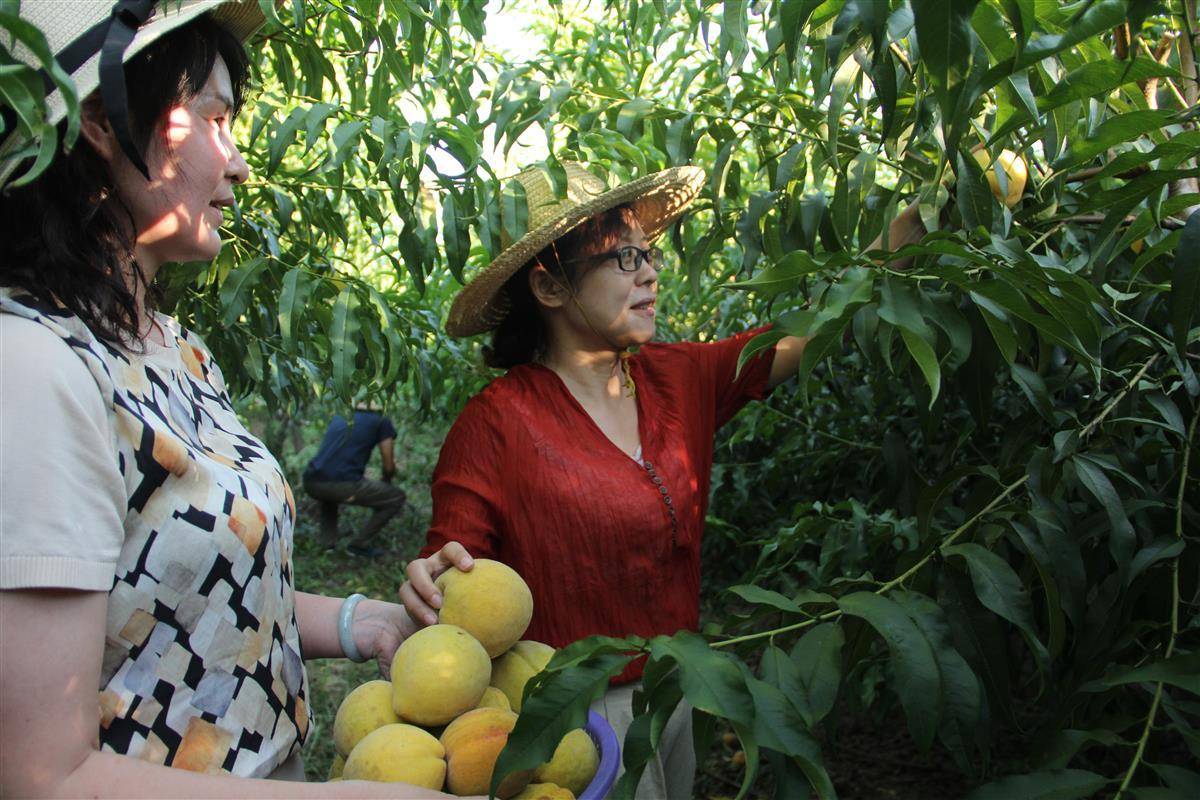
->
<box><xmin>529</xmin><ymin>265</ymin><xmax>570</xmax><ymax>309</ymax></box>
<box><xmin>78</xmin><ymin>95</ymin><xmax>119</xmax><ymax>162</ymax></box>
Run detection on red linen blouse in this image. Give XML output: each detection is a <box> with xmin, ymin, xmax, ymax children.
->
<box><xmin>421</xmin><ymin>327</ymin><xmax>776</xmax><ymax>683</ymax></box>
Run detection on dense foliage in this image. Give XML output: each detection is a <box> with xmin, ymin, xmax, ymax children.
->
<box><xmin>4</xmin><ymin>0</ymin><xmax>1198</xmax><ymax>797</ymax></box>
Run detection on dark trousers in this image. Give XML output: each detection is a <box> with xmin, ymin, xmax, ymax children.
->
<box><xmin>302</xmin><ymin>476</ymin><xmax>406</xmax><ymax>548</ymax></box>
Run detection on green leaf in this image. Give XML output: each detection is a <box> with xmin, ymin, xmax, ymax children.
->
<box><xmin>735</xmin><ymin>190</ymin><xmax>777</xmax><ymax>272</ymax></box>
<box><xmin>774</xmin><ymin>142</ymin><xmax>806</xmax><ymax>191</ymax></box>
<box><xmin>1009</xmin><ymin>521</ymin><xmax>1066</xmax><ymax>660</ymax></box>
<box><xmin>990</xmin><ymin>58</ymin><xmax>1179</xmax><ymax>143</ymax></box>
<box><xmin>616</xmin><ymin>98</ymin><xmax>654</xmax><ymax>141</ymax></box>
<box><xmin>1170</xmin><ymin>210</ymin><xmax>1200</xmax><ymax>362</ymax></box>
<box><xmin>728</xmin><ymin>250</ymin><xmax>824</xmax><ymax>299</ymax></box>
<box><xmin>1072</xmin><ymin>456</ymin><xmax>1136</xmax><ymax>578</ymax></box>
<box><xmin>276</xmin><ymin>268</ymin><xmax>310</xmax><ymax>355</ymax></box>
<box><xmin>956</xmin><ymin>148</ymin><xmax>994</xmax><ymax>233</ymax></box>
<box><xmin>894</xmin><ymin>592</ymin><xmax>984</xmax><ymax>771</ymax></box>
<box><xmin>943</xmin><ymin>543</ymin><xmax>1048</xmax><ymax>669</ymax></box>
<box><xmin>546</xmin><ymin>635</ymin><xmax>646</xmax><ymax>671</ymax></box>
<box><xmin>900</xmin><ymin>327</ymin><xmax>941</xmax><ymax>408</ymax></box>
<box><xmin>500</xmin><ymin>178</ymin><xmax>529</xmax><ymax>247</ymax></box>
<box><xmin>611</xmin><ymin>662</ymin><xmax>682</xmax><ymax>799</ymax></box>
<box><xmin>218</xmin><ymin>257</ymin><xmax>268</xmax><ymax>327</ymax></box>
<box><xmin>742</xmin><ymin>671</ymin><xmax>818</xmax><ymax>759</ymax></box>
<box><xmin>877</xmin><ymin>277</ymin><xmax>932</xmax><ymax>339</ymax></box>
<box><xmin>493</xmin><ymin>651</ymin><xmax>633</xmax><ymax>798</ymax></box>
<box><xmin>942</xmin><ymin>569</ymin><xmax>1014</xmax><ymax>727</ymax></box>
<box><xmin>1128</xmin><ymin>538</ymin><xmax>1186</xmax><ymax>584</ymax></box>
<box><xmin>1075</xmin><ymin>168</ymin><xmax>1199</xmax><ymax>216</ymax></box>
<box><xmin>837</xmin><ymin>592</ymin><xmax>942</xmax><ymax>751</ymax></box>
<box><xmin>765</xmin><ymin>750</ymin><xmax>818</xmax><ymax>800</ymax></box>
<box><xmin>1081</xmin><ymin>652</ymin><xmax>1200</xmax><ymax>696</ymax></box>
<box><xmin>329</xmin><ymin>286</ymin><xmax>361</xmax><ymax>401</ymax></box>
<box><xmin>1032</xmin><ymin>510</ymin><xmax>1086</xmax><ymax>628</ymax></box>
<box><xmin>712</xmin><ymin>138</ymin><xmax>738</xmax><ymax>217</ymax></box>
<box><xmin>730</xmin><ymin>720</ymin><xmax>760</xmax><ymax>800</ymax></box>
<box><xmin>780</xmin><ymin>0</ymin><xmax>823</xmax><ymax>69</ymax></box>
<box><xmin>267</xmin><ymin>107</ymin><xmax>305</xmax><ymax>176</ymax></box>
<box><xmin>0</xmin><ymin>10</ymin><xmax>80</xmax><ymax>148</ymax></box>
<box><xmin>1051</xmin><ymin>110</ymin><xmax>1177</xmax><ymax>171</ymax></box>
<box><xmin>441</xmin><ymin>190</ymin><xmax>469</xmax><ymax>284</ymax></box>
<box><xmin>968</xmin><ymin>281</ymin><xmax>1088</xmax><ymax>362</ymax></box>
<box><xmin>926</xmin><ymin>296</ymin><xmax>972</xmax><ymax>371</ymax></box>
<box><xmin>719</xmin><ymin>0</ymin><xmax>750</xmax><ymax>71</ymax></box>
<box><xmin>364</xmin><ymin>287</ymin><xmax>407</xmax><ymax>387</ymax></box>
<box><xmin>1018</xmin><ymin>0</ymin><xmax>1126</xmax><ymax>65</ymax></box>
<box><xmin>737</xmin><ymin>328</ymin><xmax>789</xmax><ymax>377</ymax></box>
<box><xmin>1038</xmin><ymin>729</ymin><xmax>1127</xmax><ymax>771</ymax></box>
<box><xmin>787</xmin><ymin>624</ymin><xmax>844</xmax><ymax>728</ymax></box>
<box><xmin>967</xmin><ymin>769</ymin><xmax>1109</xmax><ymax>799</ymax></box>
<box><xmin>330</xmin><ymin>118</ymin><xmax>367</xmax><ymax>168</ymax></box>
<box><xmin>873</xmin><ymin>49</ymin><xmax>900</xmax><ymax>140</ymax></box>
<box><xmin>794</xmin><ymin>322</ymin><xmax>850</xmax><ymax>404</ymax></box>
<box><xmin>303</xmin><ymin>103</ymin><xmax>338</xmax><ymax>152</ymax></box>
<box><xmin>1010</xmin><ymin>363</ymin><xmax>1055</xmax><ymax>423</ymax></box>
<box><xmin>649</xmin><ymin>631</ymin><xmax>755</xmax><ymax>726</ymax></box>
<box><xmin>742</xmin><ymin>672</ymin><xmax>835</xmax><ymax>799</ymax></box>
<box><xmin>999</xmin><ymin>0</ymin><xmax>1033</xmax><ymax>58</ymax></box>
<box><xmin>1148</xmin><ymin>764</ymin><xmax>1200</xmax><ymax>796</ymax></box>
<box><xmin>976</xmin><ymin>305</ymin><xmax>1017</xmax><ymax>364</ymax></box>
<box><xmin>727</xmin><ymin>585</ymin><xmax>805</xmax><ymax>615</ymax></box>
<box><xmin>911</xmin><ymin>0</ymin><xmax>979</xmax><ymax>95</ymax></box>
<box><xmin>910</xmin><ymin>0</ymin><xmax>979</xmax><ymax>137</ymax></box>
<box><xmin>1147</xmin><ymin>394</ymin><xmax>1186</xmax><ymax>438</ymax></box>
<box><xmin>827</xmin><ymin>0</ymin><xmax>887</xmax><ymax>65</ymax></box>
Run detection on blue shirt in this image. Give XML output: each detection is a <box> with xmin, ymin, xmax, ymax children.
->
<box><xmin>304</xmin><ymin>411</ymin><xmax>397</xmax><ymax>482</ymax></box>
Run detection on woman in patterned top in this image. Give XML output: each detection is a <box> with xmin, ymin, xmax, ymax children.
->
<box><xmin>0</xmin><ymin>3</ymin><xmax>461</xmax><ymax>797</ymax></box>
<box><xmin>398</xmin><ymin>162</ymin><xmax>929</xmax><ymax>797</ymax></box>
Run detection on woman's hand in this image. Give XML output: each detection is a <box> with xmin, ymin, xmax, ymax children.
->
<box><xmin>398</xmin><ymin>541</ymin><xmax>475</xmax><ymax>627</ymax></box>
<box><xmin>866</xmin><ymin>200</ymin><xmax>928</xmax><ymax>262</ymax></box>
<box><xmin>351</xmin><ymin>598</ymin><xmax>419</xmax><ymax>676</ymax></box>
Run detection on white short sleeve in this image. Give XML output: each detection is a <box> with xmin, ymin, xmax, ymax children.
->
<box><xmin>1</xmin><ymin>314</ymin><xmax>125</xmax><ymax>590</ymax></box>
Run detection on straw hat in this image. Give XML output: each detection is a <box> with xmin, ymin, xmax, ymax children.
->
<box><xmin>446</xmin><ymin>161</ymin><xmax>706</xmax><ymax>337</ymax></box>
<box><xmin>1</xmin><ymin>0</ymin><xmax>267</xmax><ymax>185</ymax></box>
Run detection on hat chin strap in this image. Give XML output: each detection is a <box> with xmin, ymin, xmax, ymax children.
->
<box><xmin>0</xmin><ymin>0</ymin><xmax>157</xmax><ymax>177</ymax></box>
<box><xmin>100</xmin><ymin>0</ymin><xmax>158</xmax><ymax>180</ymax></box>
<box><xmin>569</xmin><ymin>294</ymin><xmax>637</xmax><ymax>398</ymax></box>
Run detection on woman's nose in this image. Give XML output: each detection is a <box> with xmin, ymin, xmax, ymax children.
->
<box><xmin>635</xmin><ymin>259</ymin><xmax>658</xmax><ymax>284</ymax></box>
<box><xmin>225</xmin><ymin>133</ymin><xmax>249</xmax><ymax>185</ymax></box>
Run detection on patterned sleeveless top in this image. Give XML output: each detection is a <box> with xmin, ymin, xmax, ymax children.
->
<box><xmin>0</xmin><ymin>288</ymin><xmax>310</xmax><ymax>777</ymax></box>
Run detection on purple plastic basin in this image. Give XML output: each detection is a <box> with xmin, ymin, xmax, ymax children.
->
<box><xmin>579</xmin><ymin>710</ymin><xmax>620</xmax><ymax>800</ymax></box>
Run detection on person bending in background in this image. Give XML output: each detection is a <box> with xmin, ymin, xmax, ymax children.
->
<box><xmin>303</xmin><ymin>403</ymin><xmax>407</xmax><ymax>557</ymax></box>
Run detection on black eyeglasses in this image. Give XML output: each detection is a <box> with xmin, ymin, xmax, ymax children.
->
<box><xmin>564</xmin><ymin>245</ymin><xmax>666</xmax><ymax>273</ymax></box>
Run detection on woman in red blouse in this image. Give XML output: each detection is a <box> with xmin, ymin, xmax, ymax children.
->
<box><xmin>401</xmin><ymin>161</ymin><xmax>926</xmax><ymax>797</ymax></box>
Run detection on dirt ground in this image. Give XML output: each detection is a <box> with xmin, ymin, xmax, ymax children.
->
<box><xmin>695</xmin><ymin>713</ymin><xmax>972</xmax><ymax>800</ymax></box>
<box><xmin>694</xmin><ymin>708</ymin><xmax>1194</xmax><ymax>800</ymax></box>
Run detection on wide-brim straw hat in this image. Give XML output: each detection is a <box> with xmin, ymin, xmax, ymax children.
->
<box><xmin>446</xmin><ymin>161</ymin><xmax>706</xmax><ymax>338</ymax></box>
<box><xmin>1</xmin><ymin>0</ymin><xmax>267</xmax><ymax>185</ymax></box>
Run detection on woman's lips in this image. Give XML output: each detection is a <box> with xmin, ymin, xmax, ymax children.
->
<box><xmin>632</xmin><ymin>300</ymin><xmax>656</xmax><ymax>316</ymax></box>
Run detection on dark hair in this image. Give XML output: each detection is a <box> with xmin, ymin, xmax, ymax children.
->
<box><xmin>483</xmin><ymin>204</ymin><xmax>641</xmax><ymax>369</ymax></box>
<box><xmin>0</xmin><ymin>15</ymin><xmax>249</xmax><ymax>346</ymax></box>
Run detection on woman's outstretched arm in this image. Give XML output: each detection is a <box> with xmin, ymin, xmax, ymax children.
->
<box><xmin>765</xmin><ymin>202</ymin><xmax>930</xmax><ymax>390</ymax></box>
